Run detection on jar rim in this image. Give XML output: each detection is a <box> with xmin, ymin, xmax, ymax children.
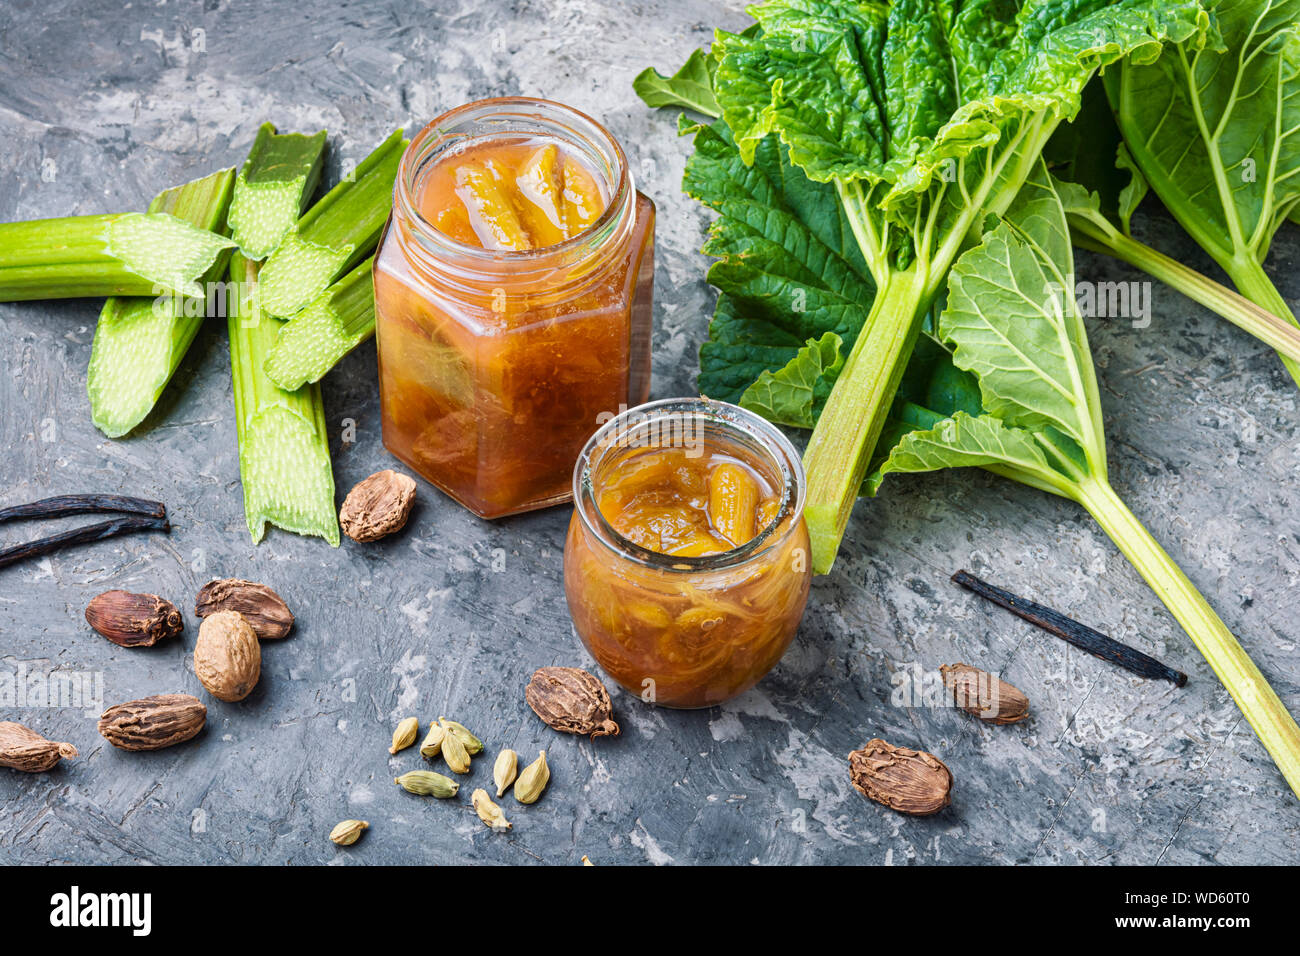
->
<box><xmin>395</xmin><ymin>96</ymin><xmax>632</xmax><ymax>264</ymax></box>
<box><xmin>572</xmin><ymin>398</ymin><xmax>808</xmax><ymax>572</ymax></box>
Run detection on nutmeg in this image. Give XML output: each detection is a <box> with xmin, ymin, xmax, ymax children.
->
<box><xmin>194</xmin><ymin>611</ymin><xmax>261</xmax><ymax>702</ymax></box>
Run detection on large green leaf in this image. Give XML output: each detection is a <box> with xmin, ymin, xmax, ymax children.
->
<box><xmin>633</xmin><ymin>48</ymin><xmax>722</xmax><ymax>118</ymax></box>
<box><xmin>715</xmin><ymin>0</ymin><xmax>1209</xmax><ymax>275</ymax></box>
<box><xmin>876</xmin><ymin>410</ymin><xmax>1062</xmax><ymax>486</ymax></box>
<box><xmin>686</xmin><ymin>120</ymin><xmax>876</xmax><ymax>406</ymax></box>
<box><xmin>647</xmin><ymin>1</ymin><xmax>1208</xmax><ymax>572</ymax></box>
<box><xmin>1107</xmin><ymin>0</ymin><xmax>1300</xmax><ymax>266</ymax></box>
<box><xmin>1102</xmin><ymin>0</ymin><xmax>1300</xmax><ymax>387</ymax></box>
<box><xmin>874</xmin><ymin>161</ymin><xmax>1104</xmax><ymax>492</ymax></box>
<box><xmin>739</xmin><ymin>331</ymin><xmax>845</xmax><ymax>428</ymax></box>
<box><xmin>941</xmin><ymin>165</ymin><xmax>1104</xmax><ymax>454</ymax></box>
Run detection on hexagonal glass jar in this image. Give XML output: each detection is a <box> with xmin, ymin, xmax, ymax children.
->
<box><xmin>373</xmin><ymin>97</ymin><xmax>655</xmax><ymax>518</ymax></box>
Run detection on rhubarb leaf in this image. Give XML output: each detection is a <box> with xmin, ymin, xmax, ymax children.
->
<box><xmin>940</xmin><ymin>171</ymin><xmax>1103</xmax><ymax>452</ymax></box>
<box><xmin>709</xmin><ymin>0</ymin><xmax>1209</xmax><ymax>572</ymax></box>
<box><xmin>633</xmin><ymin>48</ymin><xmax>722</xmax><ymax>118</ymax></box>
<box><xmin>686</xmin><ymin>119</ymin><xmax>874</xmax><ymax>405</ymax></box>
<box><xmin>739</xmin><ymin>331</ymin><xmax>844</xmax><ymax>428</ymax></box>
<box><xmin>1106</xmin><ymin>0</ymin><xmax>1300</xmax><ymax>382</ymax></box>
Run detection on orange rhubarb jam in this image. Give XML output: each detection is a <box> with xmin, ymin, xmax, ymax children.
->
<box><xmin>420</xmin><ymin>139</ymin><xmax>607</xmax><ymax>250</ymax></box>
<box><xmin>564</xmin><ymin>400</ymin><xmax>812</xmax><ymax>709</ymax></box>
<box><xmin>373</xmin><ymin>98</ymin><xmax>655</xmax><ymax>518</ymax></box>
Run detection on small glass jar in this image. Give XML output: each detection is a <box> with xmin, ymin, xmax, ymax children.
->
<box><xmin>373</xmin><ymin>97</ymin><xmax>655</xmax><ymax>518</ymax></box>
<box><xmin>564</xmin><ymin>399</ymin><xmax>812</xmax><ymax>708</ymax></box>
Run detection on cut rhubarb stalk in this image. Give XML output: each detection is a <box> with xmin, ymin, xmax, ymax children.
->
<box><xmin>256</xmin><ymin>128</ymin><xmax>404</xmax><ymax>318</ymax></box>
<box><xmin>227</xmin><ymin>123</ymin><xmax>328</xmax><ymax>260</ymax></box>
<box><xmin>263</xmin><ymin>257</ymin><xmax>375</xmax><ymax>390</ymax></box>
<box><xmin>0</xmin><ymin>211</ymin><xmax>235</xmax><ymax>301</ymax></box>
<box><xmin>228</xmin><ymin>253</ymin><xmax>340</xmax><ymax>546</ymax></box>
<box><xmin>86</xmin><ymin>168</ymin><xmax>236</xmax><ymax>437</ymax></box>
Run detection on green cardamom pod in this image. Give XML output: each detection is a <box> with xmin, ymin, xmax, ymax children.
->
<box><xmin>514</xmin><ymin>750</ymin><xmax>549</xmax><ymax>804</ymax></box>
<box><xmin>494</xmin><ymin>748</ymin><xmax>518</xmax><ymax>797</ymax></box>
<box><xmin>420</xmin><ymin>722</ymin><xmax>445</xmax><ymax>759</ymax></box>
<box><xmin>389</xmin><ymin>716</ymin><xmax>419</xmax><ymax>754</ymax></box>
<box><xmin>472</xmin><ymin>788</ymin><xmax>511</xmax><ymax>830</ymax></box>
<box><xmin>439</xmin><ymin>717</ymin><xmax>484</xmax><ymax>755</ymax></box>
<box><xmin>394</xmin><ymin>770</ymin><xmax>458</xmax><ymax>798</ymax></box>
<box><xmin>329</xmin><ymin>820</ymin><xmax>369</xmax><ymax>846</ymax></box>
<box><xmin>440</xmin><ymin>723</ymin><xmax>472</xmax><ymax>773</ymax></box>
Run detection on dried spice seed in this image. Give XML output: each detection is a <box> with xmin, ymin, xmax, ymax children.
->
<box><xmin>329</xmin><ymin>820</ymin><xmax>369</xmax><ymax>846</ymax></box>
<box><xmin>395</xmin><ymin>770</ymin><xmax>458</xmax><ymax>798</ymax></box>
<box><xmin>439</xmin><ymin>717</ymin><xmax>483</xmax><ymax>754</ymax></box>
<box><xmin>390</xmin><ymin>717</ymin><xmax>419</xmax><ymax>754</ymax></box>
<box><xmin>0</xmin><ymin>721</ymin><xmax>78</xmax><ymax>772</ymax></box>
<box><xmin>85</xmin><ymin>590</ymin><xmax>183</xmax><ymax>648</ymax></box>
<box><xmin>940</xmin><ymin>663</ymin><xmax>1030</xmax><ymax>724</ymax></box>
<box><xmin>440</xmin><ymin>723</ymin><xmax>472</xmax><ymax>773</ymax></box>
<box><xmin>848</xmin><ymin>739</ymin><xmax>952</xmax><ymax>816</ymax></box>
<box><xmin>98</xmin><ymin>694</ymin><xmax>206</xmax><ymax>751</ymax></box>
<box><xmin>339</xmin><ymin>470</ymin><xmax>417</xmax><ymax>542</ymax></box>
<box><xmin>494</xmin><ymin>749</ymin><xmax>518</xmax><ymax>797</ymax></box>
<box><xmin>525</xmin><ymin>666</ymin><xmax>620</xmax><ymax>739</ymax></box>
<box><xmin>513</xmin><ymin>750</ymin><xmax>549</xmax><ymax>804</ymax></box>
<box><xmin>420</xmin><ymin>722</ymin><xmax>445</xmax><ymax>759</ymax></box>
<box><xmin>472</xmin><ymin>788</ymin><xmax>511</xmax><ymax>830</ymax></box>
<box><xmin>194</xmin><ymin>611</ymin><xmax>262</xmax><ymax>702</ymax></box>
<box><xmin>195</xmin><ymin>578</ymin><xmax>294</xmax><ymax>640</ymax></box>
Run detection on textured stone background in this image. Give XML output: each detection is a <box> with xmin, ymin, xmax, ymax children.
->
<box><xmin>1</xmin><ymin>0</ymin><xmax>1297</xmax><ymax>865</ymax></box>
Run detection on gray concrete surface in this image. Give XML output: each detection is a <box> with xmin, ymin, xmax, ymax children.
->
<box><xmin>0</xmin><ymin>0</ymin><xmax>1297</xmax><ymax>865</ymax></box>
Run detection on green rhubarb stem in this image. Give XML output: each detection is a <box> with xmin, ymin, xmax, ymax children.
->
<box><xmin>0</xmin><ymin>213</ymin><xmax>234</xmax><ymax>300</ymax></box>
<box><xmin>1071</xmin><ymin>220</ymin><xmax>1300</xmax><ymax>373</ymax></box>
<box><xmin>263</xmin><ymin>257</ymin><xmax>374</xmax><ymax>390</ymax></box>
<box><xmin>88</xmin><ymin>168</ymin><xmax>237</xmax><ymax>438</ymax></box>
<box><xmin>1224</xmin><ymin>255</ymin><xmax>1300</xmax><ymax>388</ymax></box>
<box><xmin>1076</xmin><ymin>475</ymin><xmax>1300</xmax><ymax>799</ymax></box>
<box><xmin>227</xmin><ymin>123</ymin><xmax>328</xmax><ymax>260</ymax></box>
<box><xmin>256</xmin><ymin>128</ymin><xmax>404</xmax><ymax>319</ymax></box>
<box><xmin>228</xmin><ymin>253</ymin><xmax>340</xmax><ymax>546</ymax></box>
<box><xmin>803</xmin><ymin>265</ymin><xmax>932</xmax><ymax>573</ymax></box>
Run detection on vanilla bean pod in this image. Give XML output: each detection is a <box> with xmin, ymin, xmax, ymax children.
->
<box><xmin>0</xmin><ymin>494</ymin><xmax>165</xmax><ymax>523</ymax></box>
<box><xmin>952</xmin><ymin>570</ymin><xmax>1187</xmax><ymax>687</ymax></box>
<box><xmin>0</xmin><ymin>515</ymin><xmax>170</xmax><ymax>570</ymax></box>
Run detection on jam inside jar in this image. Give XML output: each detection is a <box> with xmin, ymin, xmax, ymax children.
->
<box><xmin>564</xmin><ymin>399</ymin><xmax>812</xmax><ymax>709</ymax></box>
<box><xmin>373</xmin><ymin>98</ymin><xmax>655</xmax><ymax>518</ymax></box>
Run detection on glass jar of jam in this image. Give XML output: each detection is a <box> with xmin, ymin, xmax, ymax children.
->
<box><xmin>564</xmin><ymin>399</ymin><xmax>812</xmax><ymax>708</ymax></box>
<box><xmin>373</xmin><ymin>98</ymin><xmax>655</xmax><ymax>518</ymax></box>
